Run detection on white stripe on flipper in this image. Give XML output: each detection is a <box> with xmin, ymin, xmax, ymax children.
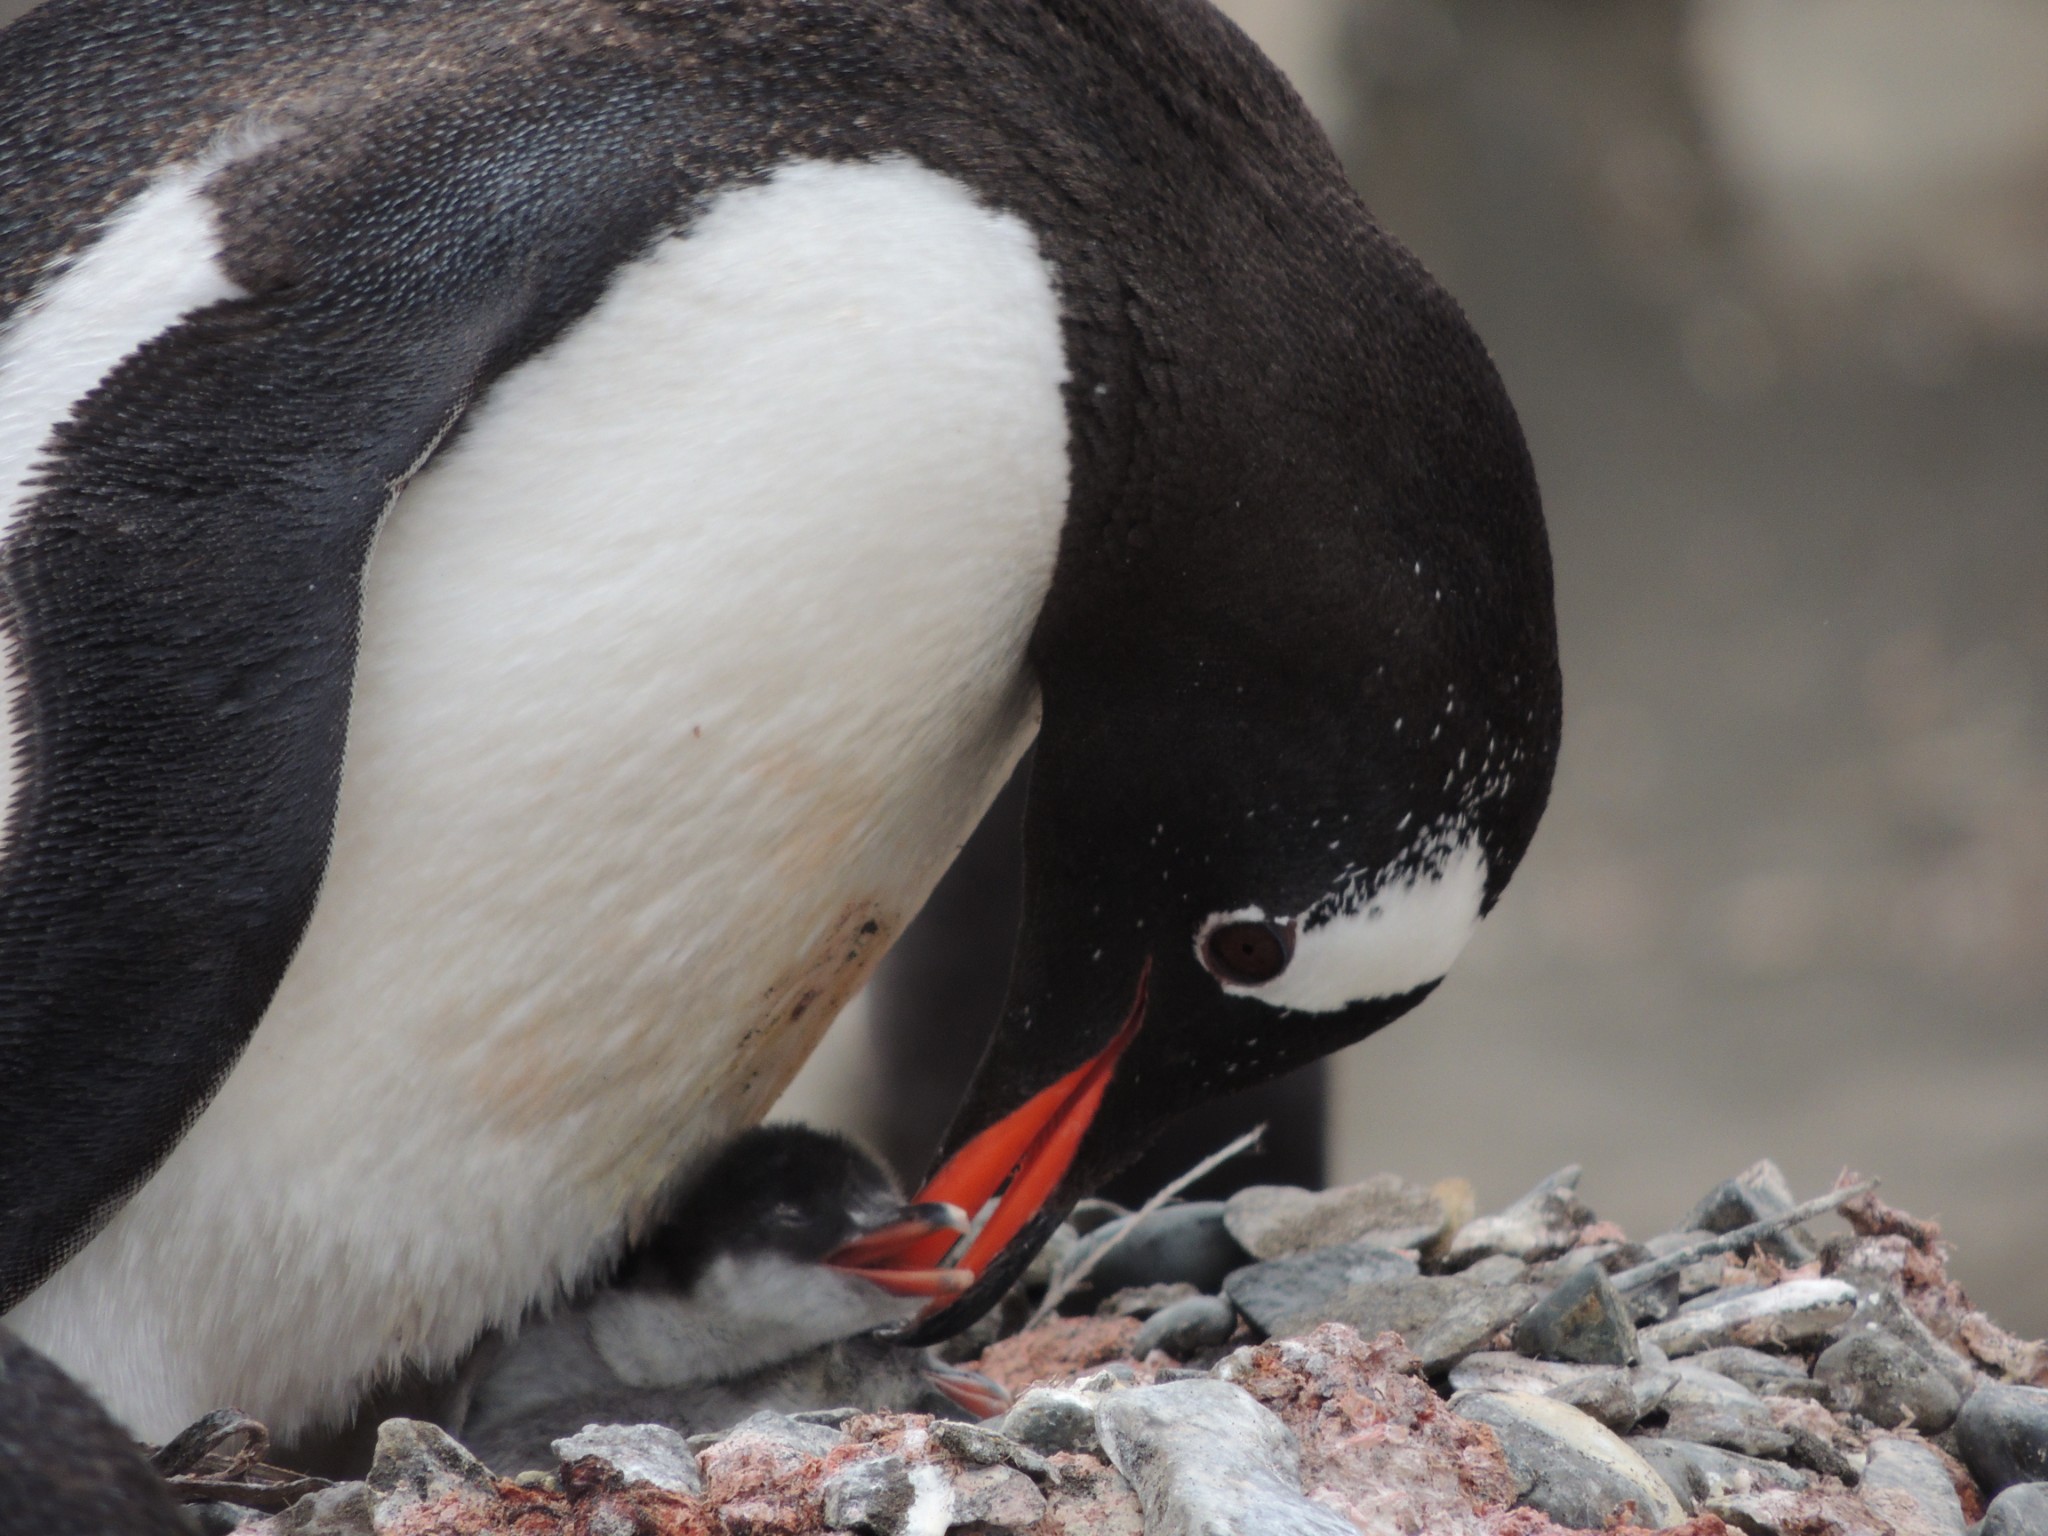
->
<box><xmin>0</xmin><ymin>156</ymin><xmax>249</xmax><ymax>849</ymax></box>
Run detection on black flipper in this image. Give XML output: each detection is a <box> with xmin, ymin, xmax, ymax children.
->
<box><xmin>0</xmin><ymin>10</ymin><xmax>684</xmax><ymax>1306</ymax></box>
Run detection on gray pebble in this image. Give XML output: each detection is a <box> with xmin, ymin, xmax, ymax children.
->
<box><xmin>1977</xmin><ymin>1482</ymin><xmax>2048</xmax><ymax>1536</ymax></box>
<box><xmin>550</xmin><ymin>1423</ymin><xmax>704</xmax><ymax>1494</ymax></box>
<box><xmin>1462</xmin><ymin>1254</ymin><xmax>1533</xmax><ymax>1286</ymax></box>
<box><xmin>928</xmin><ymin>1419</ymin><xmax>1055</xmax><ymax>1483</ymax></box>
<box><xmin>1449</xmin><ymin>1351</ymin><xmax>1676</xmax><ymax>1433</ymax></box>
<box><xmin>1628</xmin><ymin>1437</ymin><xmax>1809</xmax><ymax>1513</ymax></box>
<box><xmin>1133</xmin><ymin>1294</ymin><xmax>1238</xmax><ymax>1359</ymax></box>
<box><xmin>1846</xmin><ymin>1288</ymin><xmax>1978</xmax><ymax>1400</ymax></box>
<box><xmin>1221</xmin><ymin>1240</ymin><xmax>1417</xmax><ymax>1335</ymax></box>
<box><xmin>1681</xmin><ymin>1160</ymin><xmax>1815</xmax><ymax>1265</ymax></box>
<box><xmin>1059</xmin><ymin>1202</ymin><xmax>1249</xmax><ymax>1300</ymax></box>
<box><xmin>1222</xmin><ymin>1175</ymin><xmax>1448</xmax><ymax>1261</ymax></box>
<box><xmin>1096</xmin><ymin>1378</ymin><xmax>1355</xmax><ymax>1536</ymax></box>
<box><xmin>1658</xmin><ymin>1365</ymin><xmax>1793</xmax><ymax>1458</ymax></box>
<box><xmin>1001</xmin><ymin>1388</ymin><xmax>1104</xmax><ymax>1458</ymax></box>
<box><xmin>1860</xmin><ymin>1437</ymin><xmax>1967</xmax><ymax>1536</ymax></box>
<box><xmin>1245</xmin><ymin>1271</ymin><xmax>1539</xmax><ymax>1373</ymax></box>
<box><xmin>1512</xmin><ymin>1263</ymin><xmax>1639</xmax><ymax>1366</ymax></box>
<box><xmin>1689</xmin><ymin>1346</ymin><xmax>1824</xmax><ymax>1402</ymax></box>
<box><xmin>1550</xmin><ymin>1365</ymin><xmax>1676</xmax><ymax>1434</ymax></box>
<box><xmin>1955</xmin><ymin>1382</ymin><xmax>2048</xmax><ymax>1496</ymax></box>
<box><xmin>820</xmin><ymin>1453</ymin><xmax>914</xmax><ymax>1536</ymax></box>
<box><xmin>1444</xmin><ymin>1166</ymin><xmax>1593</xmax><ymax>1268</ymax></box>
<box><xmin>1452</xmin><ymin>1389</ymin><xmax>1687</xmax><ymax>1530</ymax></box>
<box><xmin>1815</xmin><ymin>1329</ymin><xmax>1962</xmax><ymax>1432</ymax></box>
<box><xmin>950</xmin><ymin>1463</ymin><xmax>1048</xmax><ymax>1530</ymax></box>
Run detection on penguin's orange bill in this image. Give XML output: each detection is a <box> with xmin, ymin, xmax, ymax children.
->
<box><xmin>862</xmin><ymin>962</ymin><xmax>1152</xmax><ymax>1310</ymax></box>
<box><xmin>825</xmin><ymin>1201</ymin><xmax>974</xmax><ymax>1298</ymax></box>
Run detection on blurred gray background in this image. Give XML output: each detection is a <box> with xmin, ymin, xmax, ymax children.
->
<box><xmin>5</xmin><ymin>0</ymin><xmax>2042</xmax><ymax>1332</ymax></box>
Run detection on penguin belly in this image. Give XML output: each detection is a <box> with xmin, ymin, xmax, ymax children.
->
<box><xmin>5</xmin><ymin>157</ymin><xmax>1069</xmax><ymax>1438</ymax></box>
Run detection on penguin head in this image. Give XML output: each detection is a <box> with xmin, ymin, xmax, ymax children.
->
<box><xmin>619</xmin><ymin>1125</ymin><xmax>965</xmax><ymax>1299</ymax></box>
<box><xmin>893</xmin><ymin>167</ymin><xmax>1562</xmax><ymax>1340</ymax></box>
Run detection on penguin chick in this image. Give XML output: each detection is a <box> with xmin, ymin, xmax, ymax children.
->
<box><xmin>453</xmin><ymin>1126</ymin><xmax>1000</xmax><ymax>1474</ymax></box>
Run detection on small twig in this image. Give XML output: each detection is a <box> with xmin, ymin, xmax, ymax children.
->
<box><xmin>1609</xmin><ymin>1179</ymin><xmax>1877</xmax><ymax>1293</ymax></box>
<box><xmin>1028</xmin><ymin>1125</ymin><xmax>1265</xmax><ymax>1327</ymax></box>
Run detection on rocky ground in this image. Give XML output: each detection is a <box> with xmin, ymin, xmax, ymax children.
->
<box><xmin>164</xmin><ymin>1163</ymin><xmax>2048</xmax><ymax>1536</ymax></box>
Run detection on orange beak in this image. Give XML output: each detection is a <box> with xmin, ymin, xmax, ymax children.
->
<box><xmin>872</xmin><ymin>963</ymin><xmax>1151</xmax><ymax>1307</ymax></box>
<box><xmin>824</xmin><ymin>1201</ymin><xmax>974</xmax><ymax>1299</ymax></box>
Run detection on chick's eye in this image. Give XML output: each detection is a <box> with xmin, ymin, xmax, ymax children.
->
<box><xmin>1201</xmin><ymin>918</ymin><xmax>1295</xmax><ymax>985</ymax></box>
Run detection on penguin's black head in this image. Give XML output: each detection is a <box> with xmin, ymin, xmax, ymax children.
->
<box><xmin>619</xmin><ymin>1125</ymin><xmax>966</xmax><ymax>1298</ymax></box>
<box><xmin>891</xmin><ymin>82</ymin><xmax>1562</xmax><ymax>1341</ymax></box>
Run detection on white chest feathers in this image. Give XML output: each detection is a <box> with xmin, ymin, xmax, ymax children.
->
<box><xmin>7</xmin><ymin>156</ymin><xmax>1071</xmax><ymax>1439</ymax></box>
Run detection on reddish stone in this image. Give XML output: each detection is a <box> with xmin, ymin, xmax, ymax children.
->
<box><xmin>1218</xmin><ymin>1323</ymin><xmax>1519</xmax><ymax>1535</ymax></box>
<box><xmin>972</xmin><ymin>1316</ymin><xmax>1145</xmax><ymax>1395</ymax></box>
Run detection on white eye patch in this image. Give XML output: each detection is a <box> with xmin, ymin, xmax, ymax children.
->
<box><xmin>1196</xmin><ymin>831</ymin><xmax>1488</xmax><ymax>1013</ymax></box>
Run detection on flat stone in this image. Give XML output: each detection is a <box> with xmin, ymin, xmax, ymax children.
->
<box><xmin>1096</xmin><ymin>1378</ymin><xmax>1355</xmax><ymax>1536</ymax></box>
<box><xmin>1658</xmin><ymin>1366</ymin><xmax>1792</xmax><ymax>1458</ymax></box>
<box><xmin>550</xmin><ymin>1423</ymin><xmax>703</xmax><ymax>1494</ymax></box>
<box><xmin>1955</xmin><ymin>1381</ymin><xmax>2048</xmax><ymax>1495</ymax></box>
<box><xmin>1815</xmin><ymin>1328</ymin><xmax>1962</xmax><ymax>1432</ymax></box>
<box><xmin>1223</xmin><ymin>1175</ymin><xmax>1449</xmax><ymax>1260</ymax></box>
<box><xmin>1550</xmin><ymin>1365</ymin><xmax>1676</xmax><ymax>1435</ymax></box>
<box><xmin>1859</xmin><ymin>1437</ymin><xmax>1967</xmax><ymax>1536</ymax></box>
<box><xmin>1132</xmin><ymin>1294</ymin><xmax>1237</xmax><ymax>1360</ymax></box>
<box><xmin>1452</xmin><ymin>1389</ymin><xmax>1687</xmax><ymax>1531</ymax></box>
<box><xmin>1681</xmin><ymin>1160</ymin><xmax>1815</xmax><ymax>1265</ymax></box>
<box><xmin>1001</xmin><ymin>1388</ymin><xmax>1103</xmax><ymax>1458</ymax></box>
<box><xmin>1444</xmin><ymin>1166</ymin><xmax>1594</xmax><ymax>1268</ymax></box>
<box><xmin>1512</xmin><ymin>1263</ymin><xmax>1639</xmax><ymax>1366</ymax></box>
<box><xmin>1640</xmin><ymin>1278</ymin><xmax>1857</xmax><ymax>1356</ymax></box>
<box><xmin>1978</xmin><ymin>1482</ymin><xmax>2048</xmax><ymax>1536</ymax></box>
<box><xmin>1461</xmin><ymin>1254</ymin><xmax>1532</xmax><ymax>1286</ymax></box>
<box><xmin>1058</xmin><ymin>1202</ymin><xmax>1250</xmax><ymax>1300</ymax></box>
<box><xmin>927</xmin><ymin>1420</ymin><xmax>1055</xmax><ymax>1482</ymax></box>
<box><xmin>1450</xmin><ymin>1351</ymin><xmax>1593</xmax><ymax>1396</ymax></box>
<box><xmin>1227</xmin><ymin>1253</ymin><xmax>1531</xmax><ymax>1371</ymax></box>
<box><xmin>1705</xmin><ymin>1487</ymin><xmax>1893</xmax><ymax>1535</ymax></box>
<box><xmin>1689</xmin><ymin>1346</ymin><xmax>1824</xmax><ymax>1402</ymax></box>
<box><xmin>819</xmin><ymin>1453</ymin><xmax>915</xmax><ymax>1536</ymax></box>
<box><xmin>950</xmin><ymin>1463</ymin><xmax>1048</xmax><ymax>1529</ymax></box>
<box><xmin>1629</xmin><ymin>1437</ymin><xmax>1809</xmax><ymax>1513</ymax></box>
<box><xmin>1221</xmin><ymin>1240</ymin><xmax>1418</xmax><ymax>1334</ymax></box>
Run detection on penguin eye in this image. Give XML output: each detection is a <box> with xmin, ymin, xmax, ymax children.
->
<box><xmin>1201</xmin><ymin>918</ymin><xmax>1295</xmax><ymax>986</ymax></box>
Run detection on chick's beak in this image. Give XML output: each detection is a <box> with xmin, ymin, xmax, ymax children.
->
<box><xmin>824</xmin><ymin>1201</ymin><xmax>974</xmax><ymax>1299</ymax></box>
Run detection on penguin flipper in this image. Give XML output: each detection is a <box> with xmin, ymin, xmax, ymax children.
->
<box><xmin>0</xmin><ymin>101</ymin><xmax>677</xmax><ymax>1309</ymax></box>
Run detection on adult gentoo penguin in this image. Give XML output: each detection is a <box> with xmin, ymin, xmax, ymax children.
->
<box><xmin>0</xmin><ymin>0</ymin><xmax>1561</xmax><ymax>1439</ymax></box>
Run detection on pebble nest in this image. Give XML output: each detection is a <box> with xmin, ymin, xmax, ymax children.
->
<box><xmin>167</xmin><ymin>1162</ymin><xmax>2048</xmax><ymax>1536</ymax></box>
